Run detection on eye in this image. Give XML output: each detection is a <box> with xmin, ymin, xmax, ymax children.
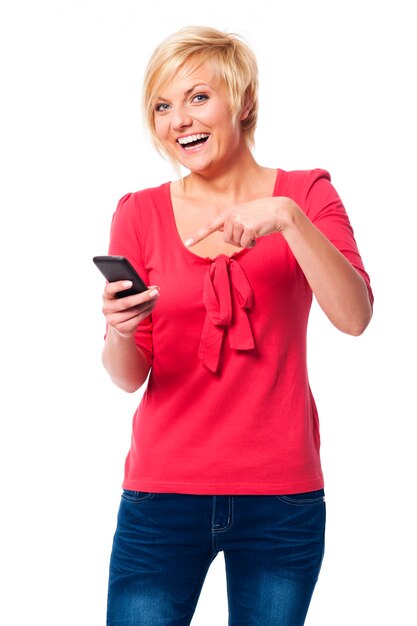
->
<box><xmin>191</xmin><ymin>93</ymin><xmax>208</xmax><ymax>104</ymax></box>
<box><xmin>154</xmin><ymin>102</ymin><xmax>170</xmax><ymax>113</ymax></box>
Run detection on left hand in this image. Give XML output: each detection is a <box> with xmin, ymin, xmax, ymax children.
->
<box><xmin>184</xmin><ymin>196</ymin><xmax>299</xmax><ymax>249</ymax></box>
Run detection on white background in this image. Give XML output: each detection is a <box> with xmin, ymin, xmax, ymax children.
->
<box><xmin>1</xmin><ymin>0</ymin><xmax>415</xmax><ymax>624</ymax></box>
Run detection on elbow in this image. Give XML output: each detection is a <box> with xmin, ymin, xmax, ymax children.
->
<box><xmin>101</xmin><ymin>361</ymin><xmax>145</xmax><ymax>394</ymax></box>
<box><xmin>349</xmin><ymin>320</ymin><xmax>370</xmax><ymax>336</ymax></box>
<box><xmin>116</xmin><ymin>381</ymin><xmax>141</xmax><ymax>393</ymax></box>
<box><xmin>109</xmin><ymin>372</ymin><xmax>146</xmax><ymax>393</ymax></box>
<box><xmin>347</xmin><ymin>281</ymin><xmax>374</xmax><ymax>336</ymax></box>
<box><xmin>353</xmin><ymin>298</ymin><xmax>374</xmax><ymax>335</ymax></box>
<box><xmin>108</xmin><ymin>375</ymin><xmax>143</xmax><ymax>393</ymax></box>
<box><xmin>342</xmin><ymin>307</ymin><xmax>373</xmax><ymax>337</ymax></box>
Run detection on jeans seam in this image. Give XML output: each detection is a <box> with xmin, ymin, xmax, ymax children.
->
<box><xmin>187</xmin><ymin>551</ymin><xmax>218</xmax><ymax>626</ymax></box>
<box><xmin>212</xmin><ymin>496</ymin><xmax>234</xmax><ymax>532</ymax></box>
<box><xmin>274</xmin><ymin>495</ymin><xmax>324</xmax><ymax>506</ymax></box>
<box><xmin>314</xmin><ymin>503</ymin><xmax>326</xmax><ymax>581</ymax></box>
<box><xmin>121</xmin><ymin>491</ymin><xmax>155</xmax><ymax>503</ymax></box>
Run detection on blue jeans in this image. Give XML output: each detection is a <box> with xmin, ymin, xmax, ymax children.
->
<box><xmin>106</xmin><ymin>490</ymin><xmax>326</xmax><ymax>626</ymax></box>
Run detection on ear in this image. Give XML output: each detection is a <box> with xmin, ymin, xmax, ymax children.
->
<box><xmin>240</xmin><ymin>100</ymin><xmax>252</xmax><ymax>122</ymax></box>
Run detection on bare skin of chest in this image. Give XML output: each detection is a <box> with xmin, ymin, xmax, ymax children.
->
<box><xmin>172</xmin><ymin>201</ymin><xmax>242</xmax><ymax>257</ymax></box>
<box><xmin>170</xmin><ymin>169</ymin><xmax>278</xmax><ymax>259</ymax></box>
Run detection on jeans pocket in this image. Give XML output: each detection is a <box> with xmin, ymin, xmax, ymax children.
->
<box><xmin>275</xmin><ymin>489</ymin><xmax>325</xmax><ymax>506</ymax></box>
<box><xmin>121</xmin><ymin>489</ymin><xmax>155</xmax><ymax>503</ymax></box>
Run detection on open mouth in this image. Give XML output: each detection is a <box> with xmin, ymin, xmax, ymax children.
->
<box><xmin>177</xmin><ymin>133</ymin><xmax>210</xmax><ymax>150</ymax></box>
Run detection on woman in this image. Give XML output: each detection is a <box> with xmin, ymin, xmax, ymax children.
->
<box><xmin>101</xmin><ymin>26</ymin><xmax>373</xmax><ymax>626</ymax></box>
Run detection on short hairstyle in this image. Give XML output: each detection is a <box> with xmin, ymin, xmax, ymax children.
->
<box><xmin>142</xmin><ymin>25</ymin><xmax>259</xmax><ymax>167</ymax></box>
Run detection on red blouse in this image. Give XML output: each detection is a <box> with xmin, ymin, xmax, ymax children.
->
<box><xmin>107</xmin><ymin>168</ymin><xmax>373</xmax><ymax>495</ymax></box>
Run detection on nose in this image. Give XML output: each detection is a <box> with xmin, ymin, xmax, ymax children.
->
<box><xmin>171</xmin><ymin>105</ymin><xmax>193</xmax><ymax>131</ymax></box>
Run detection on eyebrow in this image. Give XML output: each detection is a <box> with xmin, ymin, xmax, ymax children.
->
<box><xmin>157</xmin><ymin>83</ymin><xmax>214</xmax><ymax>102</ymax></box>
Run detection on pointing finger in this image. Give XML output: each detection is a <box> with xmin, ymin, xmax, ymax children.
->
<box><xmin>184</xmin><ymin>213</ymin><xmax>226</xmax><ymax>247</ymax></box>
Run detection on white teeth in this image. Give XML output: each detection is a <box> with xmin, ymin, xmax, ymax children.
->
<box><xmin>178</xmin><ymin>133</ymin><xmax>210</xmax><ymax>145</ymax></box>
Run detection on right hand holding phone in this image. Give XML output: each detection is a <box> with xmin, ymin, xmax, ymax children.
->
<box><xmin>102</xmin><ymin>280</ymin><xmax>160</xmax><ymax>338</ymax></box>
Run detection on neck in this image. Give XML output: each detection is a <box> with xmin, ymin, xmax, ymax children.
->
<box><xmin>182</xmin><ymin>148</ymin><xmax>264</xmax><ymax>204</ymax></box>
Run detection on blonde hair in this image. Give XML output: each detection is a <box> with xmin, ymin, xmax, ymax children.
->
<box><xmin>142</xmin><ymin>26</ymin><xmax>259</xmax><ymax>169</ymax></box>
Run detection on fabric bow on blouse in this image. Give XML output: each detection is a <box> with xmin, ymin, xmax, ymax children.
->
<box><xmin>198</xmin><ymin>255</ymin><xmax>255</xmax><ymax>373</ymax></box>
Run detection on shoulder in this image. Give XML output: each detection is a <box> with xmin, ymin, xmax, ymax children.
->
<box><xmin>276</xmin><ymin>168</ymin><xmax>336</xmax><ymax>210</ymax></box>
<box><xmin>277</xmin><ymin>167</ymin><xmax>331</xmax><ymax>193</ymax></box>
<box><xmin>115</xmin><ymin>182</ymin><xmax>170</xmax><ymax>215</ymax></box>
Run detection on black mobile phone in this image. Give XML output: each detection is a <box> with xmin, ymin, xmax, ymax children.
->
<box><xmin>93</xmin><ymin>255</ymin><xmax>148</xmax><ymax>298</ymax></box>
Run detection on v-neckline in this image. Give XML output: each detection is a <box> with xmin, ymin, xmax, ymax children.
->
<box><xmin>164</xmin><ymin>168</ymin><xmax>282</xmax><ymax>263</ymax></box>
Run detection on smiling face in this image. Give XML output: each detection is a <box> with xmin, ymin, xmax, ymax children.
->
<box><xmin>153</xmin><ymin>62</ymin><xmax>250</xmax><ymax>175</ymax></box>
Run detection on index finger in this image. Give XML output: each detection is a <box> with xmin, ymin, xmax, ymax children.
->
<box><xmin>104</xmin><ymin>280</ymin><xmax>134</xmax><ymax>295</ymax></box>
<box><xmin>184</xmin><ymin>213</ymin><xmax>225</xmax><ymax>247</ymax></box>
<box><xmin>105</xmin><ymin>280</ymin><xmax>157</xmax><ymax>297</ymax></box>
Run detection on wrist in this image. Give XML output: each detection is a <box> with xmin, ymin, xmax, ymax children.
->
<box><xmin>275</xmin><ymin>197</ymin><xmax>301</xmax><ymax>233</ymax></box>
<box><xmin>107</xmin><ymin>324</ymin><xmax>136</xmax><ymax>342</ymax></box>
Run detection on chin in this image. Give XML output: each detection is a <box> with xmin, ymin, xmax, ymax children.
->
<box><xmin>182</xmin><ymin>159</ymin><xmax>214</xmax><ymax>175</ymax></box>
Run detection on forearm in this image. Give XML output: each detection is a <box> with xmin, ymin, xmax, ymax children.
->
<box><xmin>281</xmin><ymin>203</ymin><xmax>373</xmax><ymax>335</ymax></box>
<box><xmin>102</xmin><ymin>326</ymin><xmax>151</xmax><ymax>392</ymax></box>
